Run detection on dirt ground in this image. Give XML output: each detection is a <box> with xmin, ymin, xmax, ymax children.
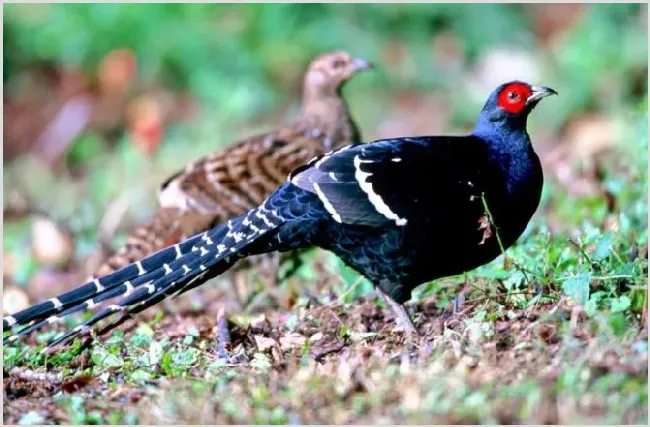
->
<box><xmin>3</xmin><ymin>277</ymin><xmax>648</xmax><ymax>424</ymax></box>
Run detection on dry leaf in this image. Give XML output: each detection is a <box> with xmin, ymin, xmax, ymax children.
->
<box><xmin>309</xmin><ymin>332</ymin><xmax>324</xmax><ymax>342</ymax></box>
<box><xmin>254</xmin><ymin>335</ymin><xmax>277</xmax><ymax>352</ymax></box>
<box><xmin>279</xmin><ymin>332</ymin><xmax>306</xmax><ymax>351</ymax></box>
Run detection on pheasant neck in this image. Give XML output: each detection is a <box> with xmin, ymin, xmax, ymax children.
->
<box><xmin>296</xmin><ymin>92</ymin><xmax>358</xmax><ymax>147</ymax></box>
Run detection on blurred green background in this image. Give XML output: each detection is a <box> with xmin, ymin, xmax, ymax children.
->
<box><xmin>2</xmin><ymin>3</ymin><xmax>648</xmax><ymax>306</ymax></box>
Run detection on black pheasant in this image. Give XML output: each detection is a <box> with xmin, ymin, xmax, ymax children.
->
<box><xmin>4</xmin><ymin>81</ymin><xmax>556</xmax><ymax>349</ymax></box>
<box><xmin>93</xmin><ymin>50</ymin><xmax>372</xmax><ymax>277</ymax></box>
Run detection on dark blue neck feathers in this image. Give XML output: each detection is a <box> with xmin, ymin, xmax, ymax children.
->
<box><xmin>471</xmin><ymin>97</ymin><xmax>539</xmax><ymax>194</ymax></box>
<box><xmin>472</xmin><ymin>108</ymin><xmax>532</xmax><ymax>157</ymax></box>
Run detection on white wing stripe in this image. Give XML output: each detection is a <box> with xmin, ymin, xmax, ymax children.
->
<box><xmin>313</xmin><ymin>182</ymin><xmax>342</xmax><ymax>223</ymax></box>
<box><xmin>353</xmin><ymin>155</ymin><xmax>408</xmax><ymax>226</ymax></box>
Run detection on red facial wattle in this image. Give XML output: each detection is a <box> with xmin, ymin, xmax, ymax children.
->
<box><xmin>497</xmin><ymin>83</ymin><xmax>533</xmax><ymax>114</ymax></box>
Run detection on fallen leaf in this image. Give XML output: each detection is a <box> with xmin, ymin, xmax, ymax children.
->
<box><xmin>478</xmin><ymin>213</ymin><xmax>493</xmax><ymax>245</ymax></box>
<box><xmin>279</xmin><ymin>332</ymin><xmax>306</xmax><ymax>351</ymax></box>
<box><xmin>254</xmin><ymin>335</ymin><xmax>277</xmax><ymax>352</ymax></box>
<box><xmin>309</xmin><ymin>332</ymin><xmax>324</xmax><ymax>342</ymax></box>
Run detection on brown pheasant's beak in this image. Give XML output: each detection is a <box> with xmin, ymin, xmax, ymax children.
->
<box><xmin>351</xmin><ymin>57</ymin><xmax>373</xmax><ymax>72</ymax></box>
<box><xmin>527</xmin><ymin>86</ymin><xmax>558</xmax><ymax>105</ymax></box>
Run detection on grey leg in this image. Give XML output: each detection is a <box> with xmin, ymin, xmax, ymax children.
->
<box><xmin>375</xmin><ymin>286</ymin><xmax>419</xmax><ymax>335</ymax></box>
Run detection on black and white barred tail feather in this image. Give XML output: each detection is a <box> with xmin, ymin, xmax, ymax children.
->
<box><xmin>2</xmin><ymin>232</ymin><xmax>207</xmax><ymax>332</ymax></box>
<box><xmin>14</xmin><ymin>227</ymin><xmax>231</xmax><ymax>340</ymax></box>
<box><xmin>4</xmin><ymin>204</ymin><xmax>285</xmax><ymax>348</ymax></box>
<box><xmin>41</xmin><ymin>230</ymin><xmax>249</xmax><ymax>351</ymax></box>
<box><xmin>54</xmin><ymin>262</ymin><xmax>224</xmax><ymax>352</ymax></box>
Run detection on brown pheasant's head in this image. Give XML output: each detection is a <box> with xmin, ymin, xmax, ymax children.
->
<box><xmin>303</xmin><ymin>50</ymin><xmax>373</xmax><ymax>97</ymax></box>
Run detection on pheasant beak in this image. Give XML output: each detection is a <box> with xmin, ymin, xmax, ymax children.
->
<box><xmin>527</xmin><ymin>86</ymin><xmax>558</xmax><ymax>104</ymax></box>
<box><xmin>351</xmin><ymin>57</ymin><xmax>374</xmax><ymax>72</ymax></box>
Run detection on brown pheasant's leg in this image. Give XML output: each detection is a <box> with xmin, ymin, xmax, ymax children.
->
<box><xmin>375</xmin><ymin>286</ymin><xmax>419</xmax><ymax>335</ymax></box>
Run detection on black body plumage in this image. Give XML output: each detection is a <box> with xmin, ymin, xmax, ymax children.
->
<box><xmin>3</xmin><ymin>81</ymin><xmax>556</xmax><ymax>348</ymax></box>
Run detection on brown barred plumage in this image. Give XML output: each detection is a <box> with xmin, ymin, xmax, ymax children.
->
<box><xmin>93</xmin><ymin>50</ymin><xmax>372</xmax><ymax>278</ymax></box>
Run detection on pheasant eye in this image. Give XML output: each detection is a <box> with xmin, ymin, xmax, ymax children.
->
<box><xmin>331</xmin><ymin>59</ymin><xmax>346</xmax><ymax>69</ymax></box>
<box><xmin>497</xmin><ymin>83</ymin><xmax>532</xmax><ymax>113</ymax></box>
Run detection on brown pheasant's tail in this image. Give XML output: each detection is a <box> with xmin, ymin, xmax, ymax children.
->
<box><xmin>93</xmin><ymin>207</ymin><xmax>215</xmax><ymax>277</ymax></box>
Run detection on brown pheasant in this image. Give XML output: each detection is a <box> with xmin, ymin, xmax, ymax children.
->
<box><xmin>93</xmin><ymin>50</ymin><xmax>372</xmax><ymax>279</ymax></box>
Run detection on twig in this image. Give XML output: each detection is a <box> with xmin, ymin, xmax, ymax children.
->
<box><xmin>555</xmin><ymin>274</ymin><xmax>635</xmax><ymax>282</ymax></box>
<box><xmin>480</xmin><ymin>194</ymin><xmax>543</xmax><ymax>280</ymax></box>
<box><xmin>337</xmin><ymin>275</ymin><xmax>365</xmax><ymax>303</ymax></box>
<box><xmin>568</xmin><ymin>237</ymin><xmax>597</xmax><ymax>269</ymax></box>
<box><xmin>310</xmin><ymin>340</ymin><xmax>344</xmax><ymax>361</ymax></box>
<box><xmin>442</xmin><ymin>281</ymin><xmax>473</xmax><ymax>320</ymax></box>
<box><xmin>215</xmin><ymin>308</ymin><xmax>232</xmax><ymax>359</ymax></box>
<box><xmin>641</xmin><ymin>282</ymin><xmax>648</xmax><ymax>330</ymax></box>
<box><xmin>9</xmin><ymin>366</ymin><xmax>62</xmax><ymax>383</ymax></box>
<box><xmin>480</xmin><ymin>194</ymin><xmax>507</xmax><ymax>254</ymax></box>
<box><xmin>463</xmin><ymin>290</ymin><xmax>549</xmax><ymax>306</ymax></box>
<box><xmin>523</xmin><ymin>296</ymin><xmax>567</xmax><ymax>335</ymax></box>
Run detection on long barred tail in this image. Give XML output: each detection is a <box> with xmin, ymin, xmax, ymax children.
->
<box><xmin>2</xmin><ymin>232</ymin><xmax>206</xmax><ymax>331</ymax></box>
<box><xmin>3</xmin><ymin>202</ymin><xmax>286</xmax><ymax>350</ymax></box>
<box><xmin>93</xmin><ymin>207</ymin><xmax>223</xmax><ymax>278</ymax></box>
<box><xmin>92</xmin><ymin>207</ymin><xmax>191</xmax><ymax>278</ymax></box>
